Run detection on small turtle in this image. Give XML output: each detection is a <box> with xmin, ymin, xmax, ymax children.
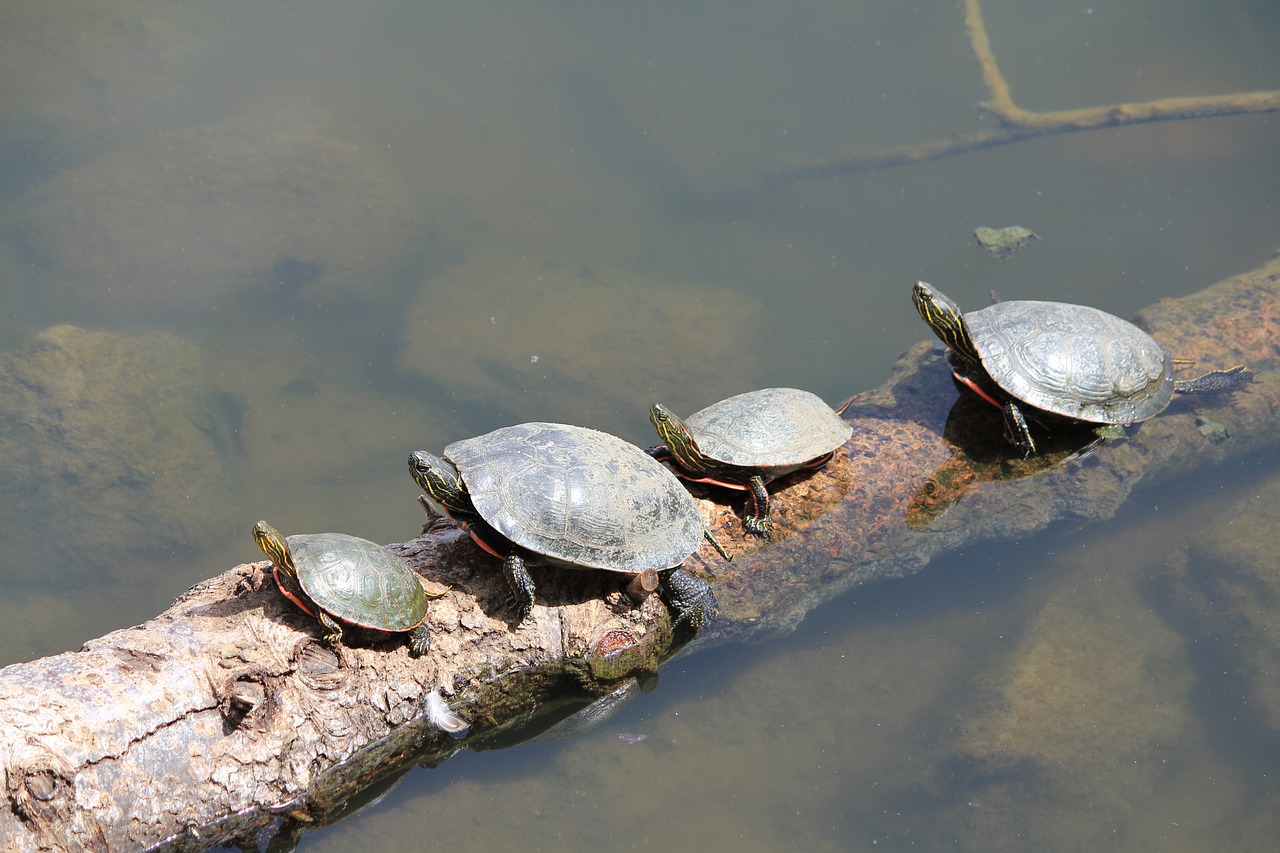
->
<box><xmin>409</xmin><ymin>422</ymin><xmax>727</xmax><ymax>629</ymax></box>
<box><xmin>253</xmin><ymin>521</ymin><xmax>441</xmax><ymax>656</ymax></box>
<box><xmin>649</xmin><ymin>387</ymin><xmax>853</xmax><ymax>539</ymax></box>
<box><xmin>912</xmin><ymin>280</ymin><xmax>1253</xmax><ymax>454</ymax></box>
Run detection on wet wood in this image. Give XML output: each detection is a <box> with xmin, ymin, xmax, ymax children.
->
<box><xmin>1</xmin><ymin>256</ymin><xmax>1278</xmax><ymax>851</ymax></box>
<box><xmin>754</xmin><ymin>0</ymin><xmax>1280</xmax><ymax>189</ymax></box>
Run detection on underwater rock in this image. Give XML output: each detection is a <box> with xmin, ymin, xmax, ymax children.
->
<box><xmin>21</xmin><ymin>113</ymin><xmax>423</xmax><ymax>317</ymax></box>
<box><xmin>0</xmin><ymin>325</ymin><xmax>237</xmax><ymax>578</ymax></box>
<box><xmin>974</xmin><ymin>225</ymin><xmax>1039</xmax><ymax>260</ymax></box>
<box><xmin>889</xmin><ymin>574</ymin><xmax>1192</xmax><ymax>850</ymax></box>
<box><xmin>0</xmin><ymin>1</ymin><xmax>194</xmax><ymax>130</ymax></box>
<box><xmin>398</xmin><ymin>249</ymin><xmax>764</xmax><ymax>435</ymax></box>
<box><xmin>1166</xmin><ymin>474</ymin><xmax>1280</xmax><ymax>735</ymax></box>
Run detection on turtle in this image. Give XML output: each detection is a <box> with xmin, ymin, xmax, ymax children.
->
<box><xmin>252</xmin><ymin>520</ymin><xmax>442</xmax><ymax>656</ymax></box>
<box><xmin>648</xmin><ymin>387</ymin><xmax>854</xmax><ymax>539</ymax></box>
<box><xmin>408</xmin><ymin>422</ymin><xmax>727</xmax><ymax>630</ymax></box>
<box><xmin>912</xmin><ymin>280</ymin><xmax>1254</xmax><ymax>455</ymax></box>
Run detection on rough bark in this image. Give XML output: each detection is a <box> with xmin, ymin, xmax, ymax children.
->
<box><xmin>2</xmin><ymin>256</ymin><xmax>1278</xmax><ymax>851</ymax></box>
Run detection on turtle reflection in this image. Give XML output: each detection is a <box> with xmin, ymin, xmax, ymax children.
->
<box><xmin>906</xmin><ymin>392</ymin><xmax>1102</xmax><ymax>529</ymax></box>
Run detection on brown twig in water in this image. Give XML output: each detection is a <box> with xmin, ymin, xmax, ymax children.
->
<box><xmin>756</xmin><ymin>0</ymin><xmax>1280</xmax><ymax>189</ymax></box>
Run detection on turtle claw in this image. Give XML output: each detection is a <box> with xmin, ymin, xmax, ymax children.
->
<box><xmin>742</xmin><ymin>475</ymin><xmax>774</xmax><ymax>539</ymax></box>
<box><xmin>317</xmin><ymin>611</ymin><xmax>346</xmax><ymax>650</ymax></box>
<box><xmin>660</xmin><ymin>569</ymin><xmax>717</xmax><ymax>632</ymax></box>
<box><xmin>1001</xmin><ymin>401</ymin><xmax>1037</xmax><ymax>457</ymax></box>
<box><xmin>743</xmin><ymin>514</ymin><xmax>773</xmax><ymax>539</ymax></box>
<box><xmin>502</xmin><ymin>553</ymin><xmax>537</xmax><ymax>625</ymax></box>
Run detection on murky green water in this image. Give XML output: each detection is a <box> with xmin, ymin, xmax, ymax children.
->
<box><xmin>1</xmin><ymin>1</ymin><xmax>1278</xmax><ymax>850</ymax></box>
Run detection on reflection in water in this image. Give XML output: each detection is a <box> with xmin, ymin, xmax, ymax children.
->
<box><xmin>906</xmin><ymin>390</ymin><xmax>1102</xmax><ymax>529</ymax></box>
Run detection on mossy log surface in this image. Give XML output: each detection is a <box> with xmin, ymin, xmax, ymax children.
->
<box><xmin>2</xmin><ymin>257</ymin><xmax>1279</xmax><ymax>851</ymax></box>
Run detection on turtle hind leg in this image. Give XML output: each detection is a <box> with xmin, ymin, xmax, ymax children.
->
<box><xmin>1001</xmin><ymin>401</ymin><xmax>1037</xmax><ymax>457</ymax></box>
<box><xmin>316</xmin><ymin>610</ymin><xmax>346</xmax><ymax>649</ymax></box>
<box><xmin>1174</xmin><ymin>364</ymin><xmax>1254</xmax><ymax>395</ymax></box>
<box><xmin>659</xmin><ymin>568</ymin><xmax>717</xmax><ymax>631</ymax></box>
<box><xmin>741</xmin><ymin>475</ymin><xmax>773</xmax><ymax>539</ymax></box>
<box><xmin>407</xmin><ymin>622</ymin><xmax>432</xmax><ymax>657</ymax></box>
<box><xmin>502</xmin><ymin>552</ymin><xmax>537</xmax><ymax>624</ymax></box>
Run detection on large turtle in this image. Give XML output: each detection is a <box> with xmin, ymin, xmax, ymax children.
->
<box><xmin>252</xmin><ymin>521</ymin><xmax>440</xmax><ymax>656</ymax></box>
<box><xmin>408</xmin><ymin>422</ymin><xmax>727</xmax><ymax>629</ymax></box>
<box><xmin>648</xmin><ymin>387</ymin><xmax>853</xmax><ymax>539</ymax></box>
<box><xmin>912</xmin><ymin>280</ymin><xmax>1253</xmax><ymax>454</ymax></box>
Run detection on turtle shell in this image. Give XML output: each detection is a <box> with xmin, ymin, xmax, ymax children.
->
<box><xmin>444</xmin><ymin>422</ymin><xmax>704</xmax><ymax>573</ymax></box>
<box><xmin>964</xmin><ymin>300</ymin><xmax>1174</xmax><ymax>424</ymax></box>
<box><xmin>682</xmin><ymin>387</ymin><xmax>852</xmax><ymax>474</ymax></box>
<box><xmin>288</xmin><ymin>532</ymin><xmax>428</xmax><ymax>632</ymax></box>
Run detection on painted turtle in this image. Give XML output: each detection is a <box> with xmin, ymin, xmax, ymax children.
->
<box><xmin>408</xmin><ymin>422</ymin><xmax>726</xmax><ymax>629</ymax></box>
<box><xmin>649</xmin><ymin>387</ymin><xmax>854</xmax><ymax>539</ymax></box>
<box><xmin>252</xmin><ymin>521</ymin><xmax>439</xmax><ymax>656</ymax></box>
<box><xmin>912</xmin><ymin>280</ymin><xmax>1253</xmax><ymax>454</ymax></box>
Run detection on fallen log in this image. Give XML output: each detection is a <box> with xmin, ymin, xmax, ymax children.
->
<box><xmin>2</xmin><ymin>257</ymin><xmax>1278</xmax><ymax>851</ymax></box>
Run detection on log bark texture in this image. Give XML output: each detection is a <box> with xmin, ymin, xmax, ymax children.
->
<box><xmin>2</xmin><ymin>256</ymin><xmax>1279</xmax><ymax>851</ymax></box>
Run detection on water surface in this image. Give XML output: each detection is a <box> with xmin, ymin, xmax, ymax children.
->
<box><xmin>1</xmin><ymin>1</ymin><xmax>1278</xmax><ymax>850</ymax></box>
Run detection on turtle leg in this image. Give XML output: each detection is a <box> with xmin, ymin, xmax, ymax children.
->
<box><xmin>407</xmin><ymin>622</ymin><xmax>432</xmax><ymax>657</ymax></box>
<box><xmin>1173</xmin><ymin>364</ymin><xmax>1254</xmax><ymax>395</ymax></box>
<box><xmin>1001</xmin><ymin>401</ymin><xmax>1037</xmax><ymax>457</ymax></box>
<box><xmin>315</xmin><ymin>610</ymin><xmax>346</xmax><ymax>649</ymax></box>
<box><xmin>502</xmin><ymin>552</ymin><xmax>537</xmax><ymax>624</ymax></box>
<box><xmin>741</xmin><ymin>475</ymin><xmax>773</xmax><ymax>539</ymax></box>
<box><xmin>659</xmin><ymin>568</ymin><xmax>717</xmax><ymax>631</ymax></box>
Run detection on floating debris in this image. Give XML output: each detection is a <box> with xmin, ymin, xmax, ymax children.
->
<box><xmin>974</xmin><ymin>225</ymin><xmax>1039</xmax><ymax>259</ymax></box>
<box><xmin>424</xmin><ymin>690</ymin><xmax>469</xmax><ymax>738</ymax></box>
<box><xmin>617</xmin><ymin>732</ymin><xmax>648</xmax><ymax>745</ymax></box>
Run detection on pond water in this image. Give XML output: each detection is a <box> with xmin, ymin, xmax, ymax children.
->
<box><xmin>1</xmin><ymin>1</ymin><xmax>1278</xmax><ymax>850</ymax></box>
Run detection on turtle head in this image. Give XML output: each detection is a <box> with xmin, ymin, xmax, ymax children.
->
<box><xmin>649</xmin><ymin>403</ymin><xmax>706</xmax><ymax>473</ymax></box>
<box><xmin>252</xmin><ymin>520</ymin><xmax>296</xmax><ymax>577</ymax></box>
<box><xmin>408</xmin><ymin>451</ymin><xmax>469</xmax><ymax>513</ymax></box>
<box><xmin>912</xmin><ymin>281</ymin><xmax>980</xmax><ymax>364</ymax></box>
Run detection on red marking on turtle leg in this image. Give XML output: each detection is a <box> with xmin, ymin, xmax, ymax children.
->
<box><xmin>953</xmin><ymin>371</ymin><xmax>1004</xmax><ymax>409</ymax></box>
<box><xmin>273</xmin><ymin>567</ymin><xmax>317</xmax><ymax>618</ymax></box>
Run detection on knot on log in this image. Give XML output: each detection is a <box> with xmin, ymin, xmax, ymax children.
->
<box><xmin>212</xmin><ymin>668</ymin><xmax>272</xmax><ymax>734</ymax></box>
<box><xmin>295</xmin><ymin>642</ymin><xmax>345</xmax><ymax>692</ymax></box>
<box><xmin>5</xmin><ymin>739</ymin><xmax>76</xmax><ymax>842</ymax></box>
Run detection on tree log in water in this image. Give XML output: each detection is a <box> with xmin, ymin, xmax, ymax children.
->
<box><xmin>1</xmin><ymin>256</ymin><xmax>1278</xmax><ymax>851</ymax></box>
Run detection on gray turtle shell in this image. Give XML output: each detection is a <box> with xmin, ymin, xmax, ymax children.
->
<box><xmin>965</xmin><ymin>300</ymin><xmax>1174</xmax><ymax>424</ymax></box>
<box><xmin>445</xmin><ymin>422</ymin><xmax>705</xmax><ymax>573</ymax></box>
<box><xmin>683</xmin><ymin>387</ymin><xmax>852</xmax><ymax>470</ymax></box>
<box><xmin>288</xmin><ymin>532</ymin><xmax>428</xmax><ymax>632</ymax></box>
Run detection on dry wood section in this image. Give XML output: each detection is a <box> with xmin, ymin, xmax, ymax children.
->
<box><xmin>1</xmin><ymin>254</ymin><xmax>1278</xmax><ymax>851</ymax></box>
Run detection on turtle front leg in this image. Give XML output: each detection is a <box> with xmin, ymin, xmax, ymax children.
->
<box><xmin>502</xmin><ymin>552</ymin><xmax>537</xmax><ymax>624</ymax></box>
<box><xmin>1001</xmin><ymin>401</ymin><xmax>1037</xmax><ymax>457</ymax></box>
<box><xmin>742</xmin><ymin>475</ymin><xmax>773</xmax><ymax>539</ymax></box>
<box><xmin>316</xmin><ymin>610</ymin><xmax>346</xmax><ymax>649</ymax></box>
<box><xmin>659</xmin><ymin>568</ymin><xmax>717</xmax><ymax>631</ymax></box>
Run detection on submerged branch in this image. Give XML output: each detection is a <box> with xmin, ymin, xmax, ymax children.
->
<box><xmin>757</xmin><ymin>0</ymin><xmax>1280</xmax><ymax>188</ymax></box>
